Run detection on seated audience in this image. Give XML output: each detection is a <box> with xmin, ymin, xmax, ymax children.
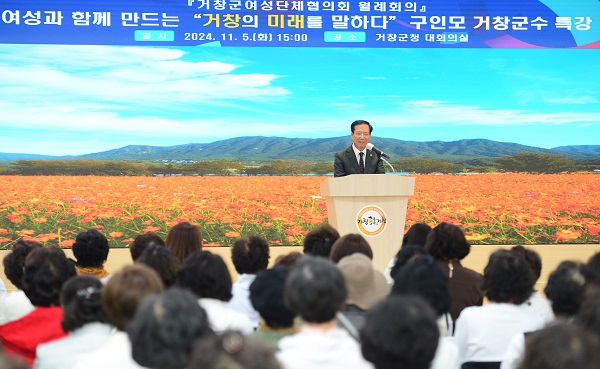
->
<box><xmin>0</xmin><ymin>240</ymin><xmax>41</xmax><ymax>324</ymax></box>
<box><xmin>249</xmin><ymin>265</ymin><xmax>298</xmax><ymax>351</ymax></box>
<box><xmin>384</xmin><ymin>223</ymin><xmax>432</xmax><ymax>284</ymax></box>
<box><xmin>166</xmin><ymin>221</ymin><xmax>203</xmax><ymax>262</ymax></box>
<box><xmin>274</xmin><ymin>251</ymin><xmax>303</xmax><ymax>267</ymax></box>
<box><xmin>136</xmin><ymin>244</ymin><xmax>179</xmax><ymax>287</ymax></box>
<box><xmin>391</xmin><ymin>255</ymin><xmax>459</xmax><ymax>369</ymax></box>
<box><xmin>277</xmin><ymin>255</ymin><xmax>373</xmax><ymax>369</ymax></box>
<box><xmin>392</xmin><ymin>255</ymin><xmax>453</xmax><ymax>337</ymax></box>
<box><xmin>501</xmin><ymin>260</ymin><xmax>589</xmax><ymax>369</ymax></box>
<box><xmin>329</xmin><ymin>234</ymin><xmax>373</xmax><ymax>264</ymax></box>
<box><xmin>228</xmin><ymin>236</ymin><xmax>270</xmax><ymax>329</ymax></box>
<box><xmin>425</xmin><ymin>222</ymin><xmax>483</xmax><ymax>323</ymax></box>
<box><xmin>0</xmin><ymin>247</ymin><xmax>77</xmax><ymax>365</ymax></box>
<box><xmin>360</xmin><ymin>296</ymin><xmax>440</xmax><ymax>369</ymax></box>
<box><xmin>578</xmin><ymin>291</ymin><xmax>600</xmax><ymax>338</ymax></box>
<box><xmin>190</xmin><ymin>330</ymin><xmax>281</xmax><ymax>369</ymax></box>
<box><xmin>129</xmin><ymin>232</ymin><xmax>165</xmax><ymax>261</ymax></box>
<box><xmin>454</xmin><ymin>250</ymin><xmax>545</xmax><ymax>366</ymax></box>
<box><xmin>517</xmin><ymin>324</ymin><xmax>600</xmax><ymax>369</ymax></box>
<box><xmin>176</xmin><ymin>251</ymin><xmax>253</xmax><ymax>334</ymax></box>
<box><xmin>128</xmin><ymin>288</ymin><xmax>214</xmax><ymax>369</ymax></box>
<box><xmin>509</xmin><ymin>246</ymin><xmax>553</xmax><ymax>324</ymax></box>
<box><xmin>337</xmin><ymin>253</ymin><xmax>388</xmax><ymax>332</ymax></box>
<box><xmin>73</xmin><ymin>264</ymin><xmax>164</xmax><ymax>369</ymax></box>
<box><xmin>34</xmin><ymin>275</ymin><xmax>112</xmax><ymax>369</ymax></box>
<box><xmin>72</xmin><ymin>230</ymin><xmax>110</xmax><ymax>280</ymax></box>
<box><xmin>303</xmin><ymin>224</ymin><xmax>340</xmax><ymax>258</ymax></box>
<box><xmin>388</xmin><ymin>245</ymin><xmax>428</xmax><ymax>282</ymax></box>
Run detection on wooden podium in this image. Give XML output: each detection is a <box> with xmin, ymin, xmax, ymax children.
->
<box><xmin>320</xmin><ymin>174</ymin><xmax>416</xmax><ymax>273</ymax></box>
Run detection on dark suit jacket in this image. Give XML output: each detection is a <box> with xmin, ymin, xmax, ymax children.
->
<box><xmin>334</xmin><ymin>145</ymin><xmax>385</xmax><ymax>177</ymax></box>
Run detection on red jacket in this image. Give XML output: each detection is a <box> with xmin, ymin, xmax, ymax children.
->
<box><xmin>0</xmin><ymin>306</ymin><xmax>67</xmax><ymax>366</ymax></box>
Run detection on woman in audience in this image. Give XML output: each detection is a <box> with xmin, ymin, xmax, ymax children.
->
<box><xmin>361</xmin><ymin>296</ymin><xmax>440</xmax><ymax>369</ymax></box>
<box><xmin>510</xmin><ymin>246</ymin><xmax>553</xmax><ymax>324</ymax></box>
<box><xmin>73</xmin><ymin>264</ymin><xmax>164</xmax><ymax>369</ymax></box>
<box><xmin>517</xmin><ymin>324</ymin><xmax>600</xmax><ymax>369</ymax></box>
<box><xmin>0</xmin><ymin>247</ymin><xmax>77</xmax><ymax>365</ymax></box>
<box><xmin>166</xmin><ymin>221</ymin><xmax>203</xmax><ymax>262</ymax></box>
<box><xmin>277</xmin><ymin>256</ymin><xmax>373</xmax><ymax>369</ymax></box>
<box><xmin>303</xmin><ymin>224</ymin><xmax>340</xmax><ymax>258</ymax></box>
<box><xmin>391</xmin><ymin>255</ymin><xmax>459</xmax><ymax>369</ymax></box>
<box><xmin>34</xmin><ymin>275</ymin><xmax>112</xmax><ymax>369</ymax></box>
<box><xmin>388</xmin><ymin>245</ymin><xmax>428</xmax><ymax>282</ymax></box>
<box><xmin>72</xmin><ymin>230</ymin><xmax>110</xmax><ymax>280</ymax></box>
<box><xmin>128</xmin><ymin>288</ymin><xmax>214</xmax><ymax>369</ymax></box>
<box><xmin>136</xmin><ymin>244</ymin><xmax>180</xmax><ymax>287</ymax></box>
<box><xmin>337</xmin><ymin>253</ymin><xmax>388</xmax><ymax>332</ymax></box>
<box><xmin>501</xmin><ymin>260</ymin><xmax>590</xmax><ymax>369</ymax></box>
<box><xmin>454</xmin><ymin>250</ymin><xmax>545</xmax><ymax>366</ymax></box>
<box><xmin>425</xmin><ymin>222</ymin><xmax>483</xmax><ymax>323</ymax></box>
<box><xmin>176</xmin><ymin>251</ymin><xmax>253</xmax><ymax>334</ymax></box>
<box><xmin>0</xmin><ymin>240</ymin><xmax>41</xmax><ymax>324</ymax></box>
<box><xmin>249</xmin><ymin>265</ymin><xmax>298</xmax><ymax>351</ymax></box>
<box><xmin>384</xmin><ymin>223</ymin><xmax>432</xmax><ymax>284</ymax></box>
<box><xmin>329</xmin><ymin>234</ymin><xmax>373</xmax><ymax>264</ymax></box>
<box><xmin>392</xmin><ymin>255</ymin><xmax>453</xmax><ymax>336</ymax></box>
<box><xmin>129</xmin><ymin>231</ymin><xmax>165</xmax><ymax>261</ymax></box>
<box><xmin>229</xmin><ymin>236</ymin><xmax>270</xmax><ymax>329</ymax></box>
<box><xmin>190</xmin><ymin>330</ymin><xmax>281</xmax><ymax>369</ymax></box>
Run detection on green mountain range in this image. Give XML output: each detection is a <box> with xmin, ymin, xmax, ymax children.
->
<box><xmin>1</xmin><ymin>137</ymin><xmax>599</xmax><ymax>162</ymax></box>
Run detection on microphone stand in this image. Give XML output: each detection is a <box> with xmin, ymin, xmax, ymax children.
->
<box><xmin>381</xmin><ymin>157</ymin><xmax>396</xmax><ymax>175</ymax></box>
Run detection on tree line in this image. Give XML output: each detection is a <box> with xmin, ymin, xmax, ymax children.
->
<box><xmin>0</xmin><ymin>153</ymin><xmax>597</xmax><ymax>176</ymax></box>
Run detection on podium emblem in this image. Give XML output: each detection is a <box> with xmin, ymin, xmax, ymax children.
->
<box><xmin>356</xmin><ymin>205</ymin><xmax>387</xmax><ymax>237</ymax></box>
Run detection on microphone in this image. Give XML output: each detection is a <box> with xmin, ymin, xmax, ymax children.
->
<box><xmin>366</xmin><ymin>143</ymin><xmax>390</xmax><ymax>159</ymax></box>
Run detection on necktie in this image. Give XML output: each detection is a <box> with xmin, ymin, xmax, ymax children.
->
<box><xmin>359</xmin><ymin>152</ymin><xmax>365</xmax><ymax>174</ymax></box>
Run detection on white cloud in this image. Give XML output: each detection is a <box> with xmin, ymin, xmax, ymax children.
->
<box><xmin>546</xmin><ymin>96</ymin><xmax>598</xmax><ymax>104</ymax></box>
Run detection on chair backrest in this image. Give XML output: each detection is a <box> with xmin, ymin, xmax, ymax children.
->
<box><xmin>461</xmin><ymin>362</ymin><xmax>501</xmax><ymax>369</ymax></box>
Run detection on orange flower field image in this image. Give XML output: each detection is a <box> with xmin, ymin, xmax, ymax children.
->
<box><xmin>0</xmin><ymin>173</ymin><xmax>598</xmax><ymax>248</ymax></box>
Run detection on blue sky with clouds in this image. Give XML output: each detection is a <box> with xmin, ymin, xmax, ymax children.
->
<box><xmin>0</xmin><ymin>44</ymin><xmax>599</xmax><ymax>155</ymax></box>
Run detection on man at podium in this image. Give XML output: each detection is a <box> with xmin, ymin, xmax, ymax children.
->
<box><xmin>334</xmin><ymin>120</ymin><xmax>385</xmax><ymax>177</ymax></box>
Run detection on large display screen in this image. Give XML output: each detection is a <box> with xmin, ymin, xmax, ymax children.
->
<box><xmin>0</xmin><ymin>1</ymin><xmax>598</xmax><ymax>247</ymax></box>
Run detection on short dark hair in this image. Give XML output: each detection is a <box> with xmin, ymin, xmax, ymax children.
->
<box><xmin>391</xmin><ymin>255</ymin><xmax>451</xmax><ymax>317</ymax></box>
<box><xmin>249</xmin><ymin>265</ymin><xmax>296</xmax><ymax>328</ymax></box>
<box><xmin>101</xmin><ymin>264</ymin><xmax>164</xmax><ymax>331</ymax></box>
<box><xmin>166</xmin><ymin>222</ymin><xmax>202</xmax><ymax>262</ymax></box>
<box><xmin>577</xmin><ymin>291</ymin><xmax>600</xmax><ymax>337</ymax></box>
<box><xmin>303</xmin><ymin>224</ymin><xmax>340</xmax><ymax>257</ymax></box>
<box><xmin>128</xmin><ymin>288</ymin><xmax>214</xmax><ymax>369</ymax></box>
<box><xmin>176</xmin><ymin>251</ymin><xmax>233</xmax><ymax>302</ymax></box>
<box><xmin>351</xmin><ymin>120</ymin><xmax>373</xmax><ymax>134</ymax></box>
<box><xmin>401</xmin><ymin>223</ymin><xmax>432</xmax><ymax>248</ymax></box>
<box><xmin>273</xmin><ymin>251</ymin><xmax>303</xmax><ymax>267</ymax></box>
<box><xmin>544</xmin><ymin>261</ymin><xmax>587</xmax><ymax>317</ymax></box>
<box><xmin>360</xmin><ymin>296</ymin><xmax>439</xmax><ymax>369</ymax></box>
<box><xmin>190</xmin><ymin>331</ymin><xmax>281</xmax><ymax>369</ymax></box>
<box><xmin>22</xmin><ymin>247</ymin><xmax>77</xmax><ymax>307</ymax></box>
<box><xmin>390</xmin><ymin>245</ymin><xmax>428</xmax><ymax>280</ymax></box>
<box><xmin>3</xmin><ymin>240</ymin><xmax>43</xmax><ymax>289</ymax></box>
<box><xmin>284</xmin><ymin>255</ymin><xmax>346</xmax><ymax>323</ymax></box>
<box><xmin>482</xmin><ymin>249</ymin><xmax>534</xmax><ymax>304</ymax></box>
<box><xmin>130</xmin><ymin>232</ymin><xmax>165</xmax><ymax>261</ymax></box>
<box><xmin>72</xmin><ymin>229</ymin><xmax>110</xmax><ymax>267</ymax></box>
<box><xmin>510</xmin><ymin>245</ymin><xmax>542</xmax><ymax>281</ymax></box>
<box><xmin>61</xmin><ymin>275</ymin><xmax>107</xmax><ymax>332</ymax></box>
<box><xmin>329</xmin><ymin>234</ymin><xmax>373</xmax><ymax>263</ymax></box>
<box><xmin>231</xmin><ymin>236</ymin><xmax>270</xmax><ymax>274</ymax></box>
<box><xmin>425</xmin><ymin>222</ymin><xmax>471</xmax><ymax>261</ymax></box>
<box><xmin>136</xmin><ymin>244</ymin><xmax>180</xmax><ymax>287</ymax></box>
<box><xmin>517</xmin><ymin>323</ymin><xmax>600</xmax><ymax>369</ymax></box>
